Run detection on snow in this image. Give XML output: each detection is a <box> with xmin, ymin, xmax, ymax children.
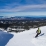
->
<box><xmin>0</xmin><ymin>31</ymin><xmax>13</xmax><ymax>46</ymax></box>
<box><xmin>0</xmin><ymin>26</ymin><xmax>46</xmax><ymax>46</ymax></box>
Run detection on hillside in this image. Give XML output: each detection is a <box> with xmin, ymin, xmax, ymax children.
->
<box><xmin>6</xmin><ymin>26</ymin><xmax>46</xmax><ymax>46</ymax></box>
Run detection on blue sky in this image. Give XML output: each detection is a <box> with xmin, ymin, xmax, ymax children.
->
<box><xmin>0</xmin><ymin>0</ymin><xmax>46</xmax><ymax>17</ymax></box>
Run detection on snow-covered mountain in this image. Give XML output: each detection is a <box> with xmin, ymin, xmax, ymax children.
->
<box><xmin>0</xmin><ymin>16</ymin><xmax>46</xmax><ymax>21</ymax></box>
<box><xmin>0</xmin><ymin>26</ymin><xmax>46</xmax><ymax>46</ymax></box>
<box><xmin>0</xmin><ymin>16</ymin><xmax>10</xmax><ymax>19</ymax></box>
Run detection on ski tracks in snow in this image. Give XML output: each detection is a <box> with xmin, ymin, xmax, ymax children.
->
<box><xmin>31</xmin><ymin>37</ymin><xmax>46</xmax><ymax>46</ymax></box>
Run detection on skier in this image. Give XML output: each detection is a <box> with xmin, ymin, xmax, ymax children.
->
<box><xmin>35</xmin><ymin>27</ymin><xmax>41</xmax><ymax>38</ymax></box>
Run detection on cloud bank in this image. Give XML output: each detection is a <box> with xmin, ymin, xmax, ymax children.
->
<box><xmin>0</xmin><ymin>0</ymin><xmax>46</xmax><ymax>17</ymax></box>
<box><xmin>0</xmin><ymin>4</ymin><xmax>46</xmax><ymax>12</ymax></box>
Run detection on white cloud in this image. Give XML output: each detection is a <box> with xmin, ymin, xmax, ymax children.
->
<box><xmin>0</xmin><ymin>4</ymin><xmax>46</xmax><ymax>12</ymax></box>
<box><xmin>0</xmin><ymin>12</ymin><xmax>46</xmax><ymax>17</ymax></box>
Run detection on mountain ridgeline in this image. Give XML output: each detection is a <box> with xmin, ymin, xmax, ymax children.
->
<box><xmin>0</xmin><ymin>16</ymin><xmax>46</xmax><ymax>21</ymax></box>
<box><xmin>0</xmin><ymin>16</ymin><xmax>46</xmax><ymax>31</ymax></box>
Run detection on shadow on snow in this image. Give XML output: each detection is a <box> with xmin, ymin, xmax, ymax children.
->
<box><xmin>0</xmin><ymin>31</ymin><xmax>13</xmax><ymax>46</ymax></box>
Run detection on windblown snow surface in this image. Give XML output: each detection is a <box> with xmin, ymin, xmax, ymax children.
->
<box><xmin>0</xmin><ymin>26</ymin><xmax>46</xmax><ymax>46</ymax></box>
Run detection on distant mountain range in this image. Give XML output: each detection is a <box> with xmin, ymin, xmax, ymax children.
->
<box><xmin>0</xmin><ymin>15</ymin><xmax>46</xmax><ymax>18</ymax></box>
<box><xmin>0</xmin><ymin>16</ymin><xmax>46</xmax><ymax>21</ymax></box>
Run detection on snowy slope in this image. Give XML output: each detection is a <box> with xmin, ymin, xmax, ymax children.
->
<box><xmin>0</xmin><ymin>30</ymin><xmax>13</xmax><ymax>46</ymax></box>
<box><xmin>6</xmin><ymin>26</ymin><xmax>46</xmax><ymax>46</ymax></box>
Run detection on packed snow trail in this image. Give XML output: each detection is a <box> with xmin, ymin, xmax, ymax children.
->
<box><xmin>6</xmin><ymin>26</ymin><xmax>46</xmax><ymax>46</ymax></box>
